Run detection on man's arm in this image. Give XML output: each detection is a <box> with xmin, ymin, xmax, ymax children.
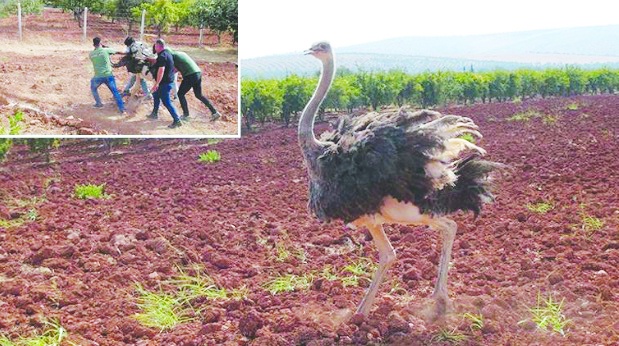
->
<box><xmin>151</xmin><ymin>66</ymin><xmax>165</xmax><ymax>93</ymax></box>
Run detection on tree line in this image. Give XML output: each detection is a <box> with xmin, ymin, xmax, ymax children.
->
<box><xmin>241</xmin><ymin>66</ymin><xmax>619</xmax><ymax>129</ymax></box>
<box><xmin>0</xmin><ymin>0</ymin><xmax>237</xmax><ymax>43</ymax></box>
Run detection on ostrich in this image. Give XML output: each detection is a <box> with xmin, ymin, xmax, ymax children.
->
<box><xmin>299</xmin><ymin>42</ymin><xmax>501</xmax><ymax>318</ymax></box>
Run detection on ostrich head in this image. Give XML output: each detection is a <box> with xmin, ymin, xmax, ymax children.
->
<box><xmin>305</xmin><ymin>41</ymin><xmax>332</xmax><ymax>61</ymax></box>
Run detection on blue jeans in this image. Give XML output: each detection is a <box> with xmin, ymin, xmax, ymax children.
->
<box><xmin>153</xmin><ymin>81</ymin><xmax>180</xmax><ymax>122</ymax></box>
<box><xmin>91</xmin><ymin>76</ymin><xmax>125</xmax><ymax>112</ymax></box>
<box><xmin>123</xmin><ymin>74</ymin><xmax>150</xmax><ymax>96</ymax></box>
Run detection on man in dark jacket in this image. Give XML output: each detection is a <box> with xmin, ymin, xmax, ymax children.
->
<box><xmin>148</xmin><ymin>39</ymin><xmax>182</xmax><ymax>129</ymax></box>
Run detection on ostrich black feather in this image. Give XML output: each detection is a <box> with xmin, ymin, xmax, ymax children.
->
<box><xmin>308</xmin><ymin>108</ymin><xmax>498</xmax><ymax>223</ymax></box>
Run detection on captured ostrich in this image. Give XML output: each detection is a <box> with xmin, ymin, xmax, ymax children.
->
<box><xmin>299</xmin><ymin>42</ymin><xmax>501</xmax><ymax>319</ymax></box>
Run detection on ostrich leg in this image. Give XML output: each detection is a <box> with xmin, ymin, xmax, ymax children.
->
<box><xmin>430</xmin><ymin>217</ymin><xmax>457</xmax><ymax>316</ymax></box>
<box><xmin>355</xmin><ymin>221</ymin><xmax>396</xmax><ymax>316</ymax></box>
<box><xmin>131</xmin><ymin>73</ymin><xmax>142</xmax><ymax>96</ymax></box>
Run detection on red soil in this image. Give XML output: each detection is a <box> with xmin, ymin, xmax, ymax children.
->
<box><xmin>0</xmin><ymin>94</ymin><xmax>617</xmax><ymax>345</ymax></box>
<box><xmin>0</xmin><ymin>8</ymin><xmax>238</xmax><ymax>135</ymax></box>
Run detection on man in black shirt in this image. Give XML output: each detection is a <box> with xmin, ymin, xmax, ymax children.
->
<box><xmin>148</xmin><ymin>39</ymin><xmax>182</xmax><ymax>128</ymax></box>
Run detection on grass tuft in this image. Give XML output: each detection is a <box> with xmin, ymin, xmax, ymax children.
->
<box><xmin>431</xmin><ymin>328</ymin><xmax>468</xmax><ymax>344</ymax></box>
<box><xmin>508</xmin><ymin>110</ymin><xmax>540</xmax><ymax>122</ymax></box>
<box><xmin>74</xmin><ymin>183</ymin><xmax>108</xmax><ymax>199</ymax></box>
<box><xmin>133</xmin><ymin>284</ymin><xmax>191</xmax><ymax>331</ymax></box>
<box><xmin>526</xmin><ymin>201</ymin><xmax>554</xmax><ymax>214</ymax></box>
<box><xmin>0</xmin><ymin>319</ymin><xmax>70</xmax><ymax>346</ymax></box>
<box><xmin>263</xmin><ymin>274</ymin><xmax>313</xmax><ymax>295</ymax></box>
<box><xmin>463</xmin><ymin>312</ymin><xmax>484</xmax><ymax>331</ymax></box>
<box><xmin>341</xmin><ymin>258</ymin><xmax>375</xmax><ymax>287</ymax></box>
<box><xmin>519</xmin><ymin>292</ymin><xmax>570</xmax><ymax>336</ymax></box>
<box><xmin>198</xmin><ymin>150</ymin><xmax>221</xmax><ymax>163</ymax></box>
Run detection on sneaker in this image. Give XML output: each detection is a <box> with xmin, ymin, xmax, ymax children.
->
<box><xmin>210</xmin><ymin>112</ymin><xmax>221</xmax><ymax>121</ymax></box>
<box><xmin>119</xmin><ymin>110</ymin><xmax>127</xmax><ymax>116</ymax></box>
<box><xmin>146</xmin><ymin>112</ymin><xmax>158</xmax><ymax>120</ymax></box>
<box><xmin>181</xmin><ymin>113</ymin><xmax>190</xmax><ymax>121</ymax></box>
<box><xmin>94</xmin><ymin>103</ymin><xmax>104</xmax><ymax>108</ymax></box>
<box><xmin>145</xmin><ymin>94</ymin><xmax>153</xmax><ymax>101</ymax></box>
<box><xmin>168</xmin><ymin>120</ymin><xmax>182</xmax><ymax>129</ymax></box>
<box><xmin>121</xmin><ymin>91</ymin><xmax>131</xmax><ymax>97</ymax></box>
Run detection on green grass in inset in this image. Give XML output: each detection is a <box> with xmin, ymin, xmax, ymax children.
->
<box><xmin>74</xmin><ymin>183</ymin><xmax>107</xmax><ymax>199</ymax></box>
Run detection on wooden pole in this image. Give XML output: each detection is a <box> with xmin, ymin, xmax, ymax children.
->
<box><xmin>82</xmin><ymin>7</ymin><xmax>88</xmax><ymax>42</ymax></box>
<box><xmin>140</xmin><ymin>9</ymin><xmax>146</xmax><ymax>41</ymax></box>
<box><xmin>199</xmin><ymin>26</ymin><xmax>203</xmax><ymax>46</ymax></box>
<box><xmin>17</xmin><ymin>2</ymin><xmax>22</xmax><ymax>41</ymax></box>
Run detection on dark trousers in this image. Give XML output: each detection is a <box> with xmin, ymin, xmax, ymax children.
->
<box><xmin>153</xmin><ymin>81</ymin><xmax>180</xmax><ymax>122</ymax></box>
<box><xmin>178</xmin><ymin>72</ymin><xmax>218</xmax><ymax>116</ymax></box>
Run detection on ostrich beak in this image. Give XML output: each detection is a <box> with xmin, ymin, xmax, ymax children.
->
<box><xmin>304</xmin><ymin>49</ymin><xmax>313</xmax><ymax>55</ymax></box>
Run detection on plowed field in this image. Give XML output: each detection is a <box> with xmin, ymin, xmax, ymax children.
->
<box><xmin>0</xmin><ymin>95</ymin><xmax>617</xmax><ymax>345</ymax></box>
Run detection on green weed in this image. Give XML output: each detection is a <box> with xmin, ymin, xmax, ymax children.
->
<box><xmin>341</xmin><ymin>258</ymin><xmax>375</xmax><ymax>287</ymax></box>
<box><xmin>263</xmin><ymin>274</ymin><xmax>313</xmax><ymax>295</ymax></box>
<box><xmin>0</xmin><ymin>110</ymin><xmax>24</xmax><ymax>135</ymax></box>
<box><xmin>0</xmin><ymin>319</ymin><xmax>70</xmax><ymax>346</ymax></box>
<box><xmin>508</xmin><ymin>110</ymin><xmax>540</xmax><ymax>122</ymax></box>
<box><xmin>526</xmin><ymin>201</ymin><xmax>554</xmax><ymax>214</ymax></box>
<box><xmin>318</xmin><ymin>266</ymin><xmax>339</xmax><ymax>281</ymax></box>
<box><xmin>198</xmin><ymin>150</ymin><xmax>221</xmax><ymax>163</ymax></box>
<box><xmin>274</xmin><ymin>242</ymin><xmax>290</xmax><ymax>262</ymax></box>
<box><xmin>74</xmin><ymin>183</ymin><xmax>108</xmax><ymax>199</ymax></box>
<box><xmin>168</xmin><ymin>270</ymin><xmax>227</xmax><ymax>303</ymax></box>
<box><xmin>578</xmin><ymin>204</ymin><xmax>604</xmax><ymax>236</ymax></box>
<box><xmin>519</xmin><ymin>292</ymin><xmax>570</xmax><ymax>336</ymax></box>
<box><xmin>542</xmin><ymin>115</ymin><xmax>558</xmax><ymax>125</ymax></box>
<box><xmin>133</xmin><ymin>284</ymin><xmax>191</xmax><ymax>331</ymax></box>
<box><xmin>463</xmin><ymin>312</ymin><xmax>484</xmax><ymax>331</ymax></box>
<box><xmin>565</xmin><ymin>102</ymin><xmax>579</xmax><ymax>110</ymax></box>
<box><xmin>431</xmin><ymin>328</ymin><xmax>468</xmax><ymax>344</ymax></box>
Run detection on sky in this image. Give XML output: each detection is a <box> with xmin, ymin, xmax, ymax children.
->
<box><xmin>240</xmin><ymin>0</ymin><xmax>619</xmax><ymax>59</ymax></box>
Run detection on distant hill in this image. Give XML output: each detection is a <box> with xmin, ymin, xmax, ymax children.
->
<box><xmin>242</xmin><ymin>25</ymin><xmax>619</xmax><ymax>79</ymax></box>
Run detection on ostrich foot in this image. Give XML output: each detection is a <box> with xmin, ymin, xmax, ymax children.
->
<box><xmin>419</xmin><ymin>293</ymin><xmax>453</xmax><ymax>324</ymax></box>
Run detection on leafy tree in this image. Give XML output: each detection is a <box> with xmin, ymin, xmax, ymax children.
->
<box><xmin>188</xmin><ymin>0</ymin><xmax>237</xmax><ymax>44</ymax></box>
<box><xmin>279</xmin><ymin>75</ymin><xmax>312</xmax><ymax>127</ymax></box>
<box><xmin>0</xmin><ymin>0</ymin><xmax>43</xmax><ymax>18</ymax></box>
<box><xmin>135</xmin><ymin>0</ymin><xmax>182</xmax><ymax>37</ymax></box>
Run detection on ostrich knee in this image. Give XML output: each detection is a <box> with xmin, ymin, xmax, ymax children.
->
<box><xmin>355</xmin><ymin>222</ymin><xmax>396</xmax><ymax>316</ymax></box>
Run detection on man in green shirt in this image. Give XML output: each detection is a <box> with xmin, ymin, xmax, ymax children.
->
<box><xmin>170</xmin><ymin>50</ymin><xmax>221</xmax><ymax>121</ymax></box>
<box><xmin>89</xmin><ymin>36</ymin><xmax>126</xmax><ymax>114</ymax></box>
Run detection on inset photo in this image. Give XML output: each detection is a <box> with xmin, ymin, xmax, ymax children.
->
<box><xmin>0</xmin><ymin>0</ymin><xmax>238</xmax><ymax>136</ymax></box>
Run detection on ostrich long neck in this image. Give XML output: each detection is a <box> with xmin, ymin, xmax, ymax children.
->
<box><xmin>299</xmin><ymin>53</ymin><xmax>335</xmax><ymax>157</ymax></box>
